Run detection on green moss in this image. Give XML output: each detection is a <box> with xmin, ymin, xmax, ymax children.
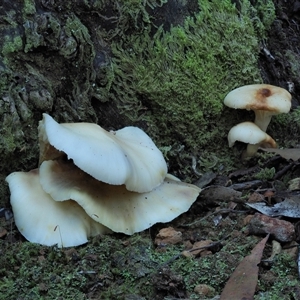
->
<box><xmin>104</xmin><ymin>0</ymin><xmax>270</xmax><ymax>177</ymax></box>
<box><xmin>249</xmin><ymin>0</ymin><xmax>276</xmax><ymax>35</ymax></box>
<box><xmin>2</xmin><ymin>36</ymin><xmax>23</xmax><ymax>56</ymax></box>
<box><xmin>65</xmin><ymin>15</ymin><xmax>91</xmax><ymax>41</ymax></box>
<box><xmin>0</xmin><ymin>70</ymin><xmax>10</xmax><ymax>95</ymax></box>
<box><xmin>0</xmin><ymin>129</ymin><xmax>16</xmax><ymax>154</ymax></box>
<box><xmin>0</xmin><ymin>98</ymin><xmax>23</xmax><ymax>156</ymax></box>
<box><xmin>22</xmin><ymin>0</ymin><xmax>36</xmax><ymax>16</ymax></box>
<box><xmin>290</xmin><ymin>107</ymin><xmax>300</xmax><ymax>124</ymax></box>
<box><xmin>0</xmin><ymin>0</ymin><xmax>277</xmax><ymax>180</ymax></box>
<box><xmin>0</xmin><ymin>90</ymin><xmax>38</xmax><ymax>176</ymax></box>
<box><xmin>1</xmin><ymin>217</ymin><xmax>297</xmax><ymax>299</ymax></box>
<box><xmin>1</xmin><ymin>234</ymin><xmax>239</xmax><ymax>299</ymax></box>
<box><xmin>162</xmin><ymin>235</ymin><xmax>267</xmax><ymax>299</ymax></box>
<box><xmin>255</xmin><ymin>252</ymin><xmax>299</xmax><ymax>300</ymax></box>
<box><xmin>255</xmin><ymin>167</ymin><xmax>276</xmax><ymax>180</ymax></box>
<box><xmin>284</xmin><ymin>50</ymin><xmax>300</xmax><ymax>81</ymax></box>
<box><xmin>112</xmin><ymin>0</ymin><xmax>168</xmax><ymax>31</ymax></box>
<box><xmin>0</xmin><ymin>235</ymin><xmax>159</xmax><ymax>299</ymax></box>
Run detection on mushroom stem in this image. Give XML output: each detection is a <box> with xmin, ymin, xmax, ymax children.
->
<box><xmin>242</xmin><ymin>143</ymin><xmax>260</xmax><ymax>159</ymax></box>
<box><xmin>254</xmin><ymin>111</ymin><xmax>272</xmax><ymax>132</ymax></box>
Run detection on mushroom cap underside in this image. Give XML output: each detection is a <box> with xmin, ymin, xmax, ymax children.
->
<box><xmin>39</xmin><ymin>160</ymin><xmax>201</xmax><ymax>235</ymax></box>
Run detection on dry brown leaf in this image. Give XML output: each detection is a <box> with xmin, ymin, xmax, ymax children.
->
<box><xmin>220</xmin><ymin>234</ymin><xmax>269</xmax><ymax>300</ymax></box>
<box><xmin>200</xmin><ymin>185</ymin><xmax>243</xmax><ymax>203</ymax></box>
<box><xmin>0</xmin><ymin>227</ymin><xmax>8</xmax><ymax>238</ymax></box>
<box><xmin>260</xmin><ymin>147</ymin><xmax>300</xmax><ymax>161</ymax></box>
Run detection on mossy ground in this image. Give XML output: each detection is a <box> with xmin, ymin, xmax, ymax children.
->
<box><xmin>1</xmin><ymin>200</ymin><xmax>299</xmax><ymax>299</ymax></box>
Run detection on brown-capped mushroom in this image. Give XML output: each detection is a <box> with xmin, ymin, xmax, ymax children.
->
<box><xmin>224</xmin><ymin>84</ymin><xmax>291</xmax><ymax>132</ymax></box>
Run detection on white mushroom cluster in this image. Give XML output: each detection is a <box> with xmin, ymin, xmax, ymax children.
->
<box><xmin>224</xmin><ymin>84</ymin><xmax>292</xmax><ymax>158</ymax></box>
<box><xmin>6</xmin><ymin>114</ymin><xmax>201</xmax><ymax>247</ymax></box>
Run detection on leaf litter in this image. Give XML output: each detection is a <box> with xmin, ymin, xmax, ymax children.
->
<box><xmin>260</xmin><ymin>147</ymin><xmax>300</xmax><ymax>161</ymax></box>
<box><xmin>220</xmin><ymin>234</ymin><xmax>269</xmax><ymax>300</ymax></box>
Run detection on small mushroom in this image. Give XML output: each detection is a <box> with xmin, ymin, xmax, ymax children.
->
<box><xmin>38</xmin><ymin>113</ymin><xmax>168</xmax><ymax>193</ymax></box>
<box><xmin>39</xmin><ymin>159</ymin><xmax>201</xmax><ymax>235</ymax></box>
<box><xmin>228</xmin><ymin>122</ymin><xmax>277</xmax><ymax>158</ymax></box>
<box><xmin>5</xmin><ymin>169</ymin><xmax>110</xmax><ymax>247</ymax></box>
<box><xmin>224</xmin><ymin>84</ymin><xmax>291</xmax><ymax>132</ymax></box>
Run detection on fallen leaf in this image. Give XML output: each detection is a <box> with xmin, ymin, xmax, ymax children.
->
<box><xmin>194</xmin><ymin>284</ymin><xmax>215</xmax><ymax>297</ymax></box>
<box><xmin>0</xmin><ymin>208</ymin><xmax>13</xmax><ymax>220</ymax></box>
<box><xmin>247</xmin><ymin>192</ymin><xmax>265</xmax><ymax>203</ymax></box>
<box><xmin>194</xmin><ymin>171</ymin><xmax>216</xmax><ymax>188</ymax></box>
<box><xmin>288</xmin><ymin>178</ymin><xmax>300</xmax><ymax>190</ymax></box>
<box><xmin>0</xmin><ymin>227</ymin><xmax>8</xmax><ymax>238</ymax></box>
<box><xmin>267</xmin><ymin>240</ymin><xmax>282</xmax><ymax>261</ymax></box>
<box><xmin>220</xmin><ymin>234</ymin><xmax>269</xmax><ymax>300</ymax></box>
<box><xmin>247</xmin><ymin>196</ymin><xmax>300</xmax><ymax>218</ymax></box>
<box><xmin>260</xmin><ymin>147</ymin><xmax>300</xmax><ymax>161</ymax></box>
<box><xmin>200</xmin><ymin>185</ymin><xmax>243</xmax><ymax>203</ymax></box>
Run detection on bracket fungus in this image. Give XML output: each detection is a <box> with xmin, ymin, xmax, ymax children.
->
<box><xmin>6</xmin><ymin>114</ymin><xmax>201</xmax><ymax>247</ymax></box>
<box><xmin>228</xmin><ymin>122</ymin><xmax>277</xmax><ymax>158</ymax></box>
<box><xmin>224</xmin><ymin>84</ymin><xmax>291</xmax><ymax>132</ymax></box>
<box><xmin>6</xmin><ymin>170</ymin><xmax>110</xmax><ymax>247</ymax></box>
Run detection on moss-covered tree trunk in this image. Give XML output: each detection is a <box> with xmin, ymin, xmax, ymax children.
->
<box><xmin>0</xmin><ymin>0</ymin><xmax>275</xmax><ymax>205</ymax></box>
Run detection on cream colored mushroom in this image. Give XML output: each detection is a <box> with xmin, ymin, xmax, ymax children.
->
<box><xmin>228</xmin><ymin>122</ymin><xmax>277</xmax><ymax>158</ymax></box>
<box><xmin>38</xmin><ymin>113</ymin><xmax>168</xmax><ymax>193</ymax></box>
<box><xmin>224</xmin><ymin>84</ymin><xmax>291</xmax><ymax>132</ymax></box>
<box><xmin>6</xmin><ymin>169</ymin><xmax>110</xmax><ymax>247</ymax></box>
<box><xmin>39</xmin><ymin>159</ymin><xmax>201</xmax><ymax>235</ymax></box>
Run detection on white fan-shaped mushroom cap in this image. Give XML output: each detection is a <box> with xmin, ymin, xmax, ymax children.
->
<box><xmin>6</xmin><ymin>170</ymin><xmax>110</xmax><ymax>247</ymax></box>
<box><xmin>39</xmin><ymin>160</ymin><xmax>201</xmax><ymax>235</ymax></box>
<box><xmin>39</xmin><ymin>113</ymin><xmax>167</xmax><ymax>193</ymax></box>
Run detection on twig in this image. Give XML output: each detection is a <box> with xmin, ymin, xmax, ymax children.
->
<box><xmin>158</xmin><ymin>235</ymin><xmax>230</xmax><ymax>269</ymax></box>
<box><xmin>181</xmin><ymin>208</ymin><xmax>249</xmax><ymax>227</ymax></box>
<box><xmin>274</xmin><ymin>162</ymin><xmax>294</xmax><ymax>179</ymax></box>
<box><xmin>191</xmin><ymin>155</ymin><xmax>202</xmax><ymax>176</ymax></box>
